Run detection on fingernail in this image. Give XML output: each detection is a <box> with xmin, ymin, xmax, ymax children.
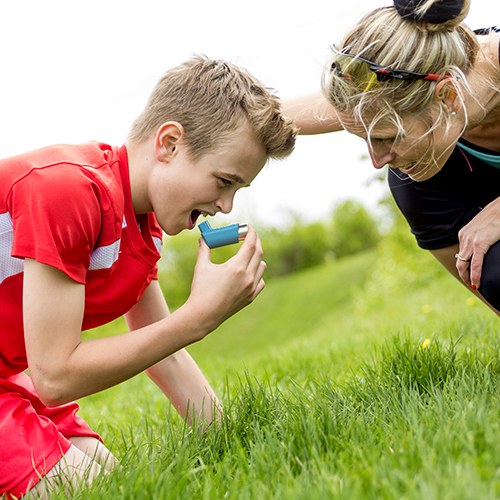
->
<box><xmin>471</xmin><ymin>284</ymin><xmax>477</xmax><ymax>290</ymax></box>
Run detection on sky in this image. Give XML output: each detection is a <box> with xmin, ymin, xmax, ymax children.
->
<box><xmin>0</xmin><ymin>0</ymin><xmax>497</xmax><ymax>228</ymax></box>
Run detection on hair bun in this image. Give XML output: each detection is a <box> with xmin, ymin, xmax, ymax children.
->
<box><xmin>393</xmin><ymin>0</ymin><xmax>464</xmax><ymax>24</ymax></box>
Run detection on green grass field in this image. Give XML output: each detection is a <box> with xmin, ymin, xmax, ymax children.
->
<box><xmin>64</xmin><ymin>248</ymin><xmax>500</xmax><ymax>499</ymax></box>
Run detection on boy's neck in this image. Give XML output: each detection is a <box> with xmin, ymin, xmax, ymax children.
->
<box><xmin>125</xmin><ymin>139</ymin><xmax>156</xmax><ymax>215</ymax></box>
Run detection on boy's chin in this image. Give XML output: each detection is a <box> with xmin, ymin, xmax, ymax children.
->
<box><xmin>161</xmin><ymin>224</ymin><xmax>184</xmax><ymax>236</ymax></box>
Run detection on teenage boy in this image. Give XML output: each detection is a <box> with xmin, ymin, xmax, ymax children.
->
<box><xmin>0</xmin><ymin>55</ymin><xmax>296</xmax><ymax>499</ymax></box>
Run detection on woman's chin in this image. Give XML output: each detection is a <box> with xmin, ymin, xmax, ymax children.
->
<box><xmin>405</xmin><ymin>164</ymin><xmax>440</xmax><ymax>182</ymax></box>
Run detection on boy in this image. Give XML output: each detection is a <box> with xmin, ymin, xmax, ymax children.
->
<box><xmin>0</xmin><ymin>55</ymin><xmax>296</xmax><ymax>498</ymax></box>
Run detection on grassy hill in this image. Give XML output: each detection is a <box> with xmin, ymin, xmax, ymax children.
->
<box><xmin>75</xmin><ymin>249</ymin><xmax>500</xmax><ymax>499</ymax></box>
<box><xmin>187</xmin><ymin>250</ymin><xmax>377</xmax><ymax>362</ymax></box>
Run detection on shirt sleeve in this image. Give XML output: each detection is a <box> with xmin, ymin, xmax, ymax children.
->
<box><xmin>9</xmin><ymin>165</ymin><xmax>103</xmax><ymax>283</ymax></box>
<box><xmin>149</xmin><ymin>212</ymin><xmax>163</xmax><ymax>280</ymax></box>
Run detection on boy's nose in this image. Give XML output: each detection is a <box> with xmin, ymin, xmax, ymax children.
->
<box><xmin>216</xmin><ymin>193</ymin><xmax>234</xmax><ymax>214</ymax></box>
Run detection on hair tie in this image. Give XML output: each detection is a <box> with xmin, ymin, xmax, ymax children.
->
<box><xmin>393</xmin><ymin>0</ymin><xmax>464</xmax><ymax>24</ymax></box>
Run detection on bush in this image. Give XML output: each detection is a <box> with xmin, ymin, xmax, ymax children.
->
<box><xmin>257</xmin><ymin>217</ymin><xmax>331</xmax><ymax>278</ymax></box>
<box><xmin>158</xmin><ymin>200</ymin><xmax>383</xmax><ymax>309</ymax></box>
<box><xmin>330</xmin><ymin>199</ymin><xmax>381</xmax><ymax>258</ymax></box>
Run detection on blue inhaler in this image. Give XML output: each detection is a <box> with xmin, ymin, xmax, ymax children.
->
<box><xmin>198</xmin><ymin>221</ymin><xmax>248</xmax><ymax>249</ymax></box>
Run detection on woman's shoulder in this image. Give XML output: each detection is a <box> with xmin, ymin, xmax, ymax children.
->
<box><xmin>468</xmin><ymin>28</ymin><xmax>500</xmax><ymax>106</ymax></box>
<box><xmin>475</xmin><ymin>27</ymin><xmax>500</xmax><ymax>67</ymax></box>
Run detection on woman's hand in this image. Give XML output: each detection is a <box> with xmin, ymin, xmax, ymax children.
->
<box><xmin>456</xmin><ymin>197</ymin><xmax>500</xmax><ymax>288</ymax></box>
<box><xmin>185</xmin><ymin>224</ymin><xmax>266</xmax><ymax>334</ymax></box>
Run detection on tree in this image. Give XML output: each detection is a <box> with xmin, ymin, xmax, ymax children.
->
<box><xmin>330</xmin><ymin>199</ymin><xmax>381</xmax><ymax>258</ymax></box>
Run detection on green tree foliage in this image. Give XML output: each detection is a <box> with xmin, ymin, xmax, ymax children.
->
<box><xmin>369</xmin><ymin>196</ymin><xmax>448</xmax><ymax>295</ymax></box>
<box><xmin>258</xmin><ymin>217</ymin><xmax>330</xmax><ymax>278</ymax></box>
<box><xmin>158</xmin><ymin>199</ymin><xmax>383</xmax><ymax>310</ymax></box>
<box><xmin>330</xmin><ymin>199</ymin><xmax>381</xmax><ymax>258</ymax></box>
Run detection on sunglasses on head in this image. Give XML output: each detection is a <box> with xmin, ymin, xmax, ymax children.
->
<box><xmin>329</xmin><ymin>44</ymin><xmax>442</xmax><ymax>92</ymax></box>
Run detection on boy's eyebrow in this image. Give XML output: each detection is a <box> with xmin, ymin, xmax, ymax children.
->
<box><xmin>219</xmin><ymin>171</ymin><xmax>251</xmax><ymax>187</ymax></box>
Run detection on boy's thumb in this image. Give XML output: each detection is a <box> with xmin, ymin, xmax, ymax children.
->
<box><xmin>197</xmin><ymin>237</ymin><xmax>211</xmax><ymax>260</ymax></box>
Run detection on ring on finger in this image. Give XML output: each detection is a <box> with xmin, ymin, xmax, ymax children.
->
<box><xmin>455</xmin><ymin>253</ymin><xmax>470</xmax><ymax>262</ymax></box>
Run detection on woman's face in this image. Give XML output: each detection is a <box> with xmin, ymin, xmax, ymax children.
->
<box><xmin>337</xmin><ymin>111</ymin><xmax>460</xmax><ymax>181</ymax></box>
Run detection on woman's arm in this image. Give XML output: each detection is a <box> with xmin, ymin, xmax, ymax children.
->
<box><xmin>282</xmin><ymin>91</ymin><xmax>344</xmax><ymax>134</ymax></box>
<box><xmin>430</xmin><ymin>244</ymin><xmax>500</xmax><ymax>317</ymax></box>
<box><xmin>23</xmin><ymin>227</ymin><xmax>265</xmax><ymax>407</ymax></box>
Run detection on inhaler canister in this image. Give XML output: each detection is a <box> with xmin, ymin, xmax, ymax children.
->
<box><xmin>237</xmin><ymin>224</ymin><xmax>248</xmax><ymax>240</ymax></box>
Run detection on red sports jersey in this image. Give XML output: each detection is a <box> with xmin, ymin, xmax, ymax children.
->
<box><xmin>0</xmin><ymin>142</ymin><xmax>163</xmax><ymax>376</ymax></box>
<box><xmin>0</xmin><ymin>142</ymin><xmax>164</xmax><ymax>498</ymax></box>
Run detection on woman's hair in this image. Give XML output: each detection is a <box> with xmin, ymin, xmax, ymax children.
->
<box><xmin>128</xmin><ymin>55</ymin><xmax>296</xmax><ymax>162</ymax></box>
<box><xmin>322</xmin><ymin>0</ymin><xmax>480</xmax><ymax>167</ymax></box>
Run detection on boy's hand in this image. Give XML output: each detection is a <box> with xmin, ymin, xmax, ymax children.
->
<box><xmin>186</xmin><ymin>224</ymin><xmax>266</xmax><ymax>333</ymax></box>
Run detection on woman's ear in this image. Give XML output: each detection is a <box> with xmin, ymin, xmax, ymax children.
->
<box><xmin>434</xmin><ymin>79</ymin><xmax>460</xmax><ymax>114</ymax></box>
<box><xmin>154</xmin><ymin>122</ymin><xmax>185</xmax><ymax>162</ymax></box>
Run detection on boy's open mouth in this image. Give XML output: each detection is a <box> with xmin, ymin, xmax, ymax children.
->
<box><xmin>189</xmin><ymin>210</ymin><xmax>211</xmax><ymax>229</ymax></box>
<box><xmin>190</xmin><ymin>210</ymin><xmax>201</xmax><ymax>228</ymax></box>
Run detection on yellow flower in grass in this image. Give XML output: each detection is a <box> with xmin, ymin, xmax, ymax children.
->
<box><xmin>466</xmin><ymin>297</ymin><xmax>476</xmax><ymax>307</ymax></box>
<box><xmin>422</xmin><ymin>304</ymin><xmax>432</xmax><ymax>314</ymax></box>
<box><xmin>422</xmin><ymin>338</ymin><xmax>431</xmax><ymax>349</ymax></box>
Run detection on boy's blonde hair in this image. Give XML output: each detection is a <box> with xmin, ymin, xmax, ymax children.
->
<box><xmin>128</xmin><ymin>55</ymin><xmax>296</xmax><ymax>161</ymax></box>
<box><xmin>322</xmin><ymin>0</ymin><xmax>481</xmax><ymax>169</ymax></box>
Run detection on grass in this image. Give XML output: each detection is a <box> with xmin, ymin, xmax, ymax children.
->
<box><xmin>59</xmin><ymin>248</ymin><xmax>500</xmax><ymax>499</ymax></box>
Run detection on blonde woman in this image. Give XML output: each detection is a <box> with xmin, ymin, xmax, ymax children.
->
<box><xmin>285</xmin><ymin>0</ymin><xmax>500</xmax><ymax>314</ymax></box>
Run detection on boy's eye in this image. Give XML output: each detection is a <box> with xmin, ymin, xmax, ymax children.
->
<box><xmin>218</xmin><ymin>177</ymin><xmax>232</xmax><ymax>187</ymax></box>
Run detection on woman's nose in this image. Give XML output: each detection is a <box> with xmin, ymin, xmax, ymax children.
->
<box><xmin>369</xmin><ymin>144</ymin><xmax>396</xmax><ymax>169</ymax></box>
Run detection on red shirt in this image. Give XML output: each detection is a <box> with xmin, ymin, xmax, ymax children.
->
<box><xmin>0</xmin><ymin>143</ymin><xmax>163</xmax><ymax>376</ymax></box>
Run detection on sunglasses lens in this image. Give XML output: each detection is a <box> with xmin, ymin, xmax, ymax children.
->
<box><xmin>331</xmin><ymin>54</ymin><xmax>380</xmax><ymax>91</ymax></box>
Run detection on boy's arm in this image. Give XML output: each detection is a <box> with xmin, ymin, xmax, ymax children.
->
<box><xmin>282</xmin><ymin>91</ymin><xmax>344</xmax><ymax>135</ymax></box>
<box><xmin>124</xmin><ymin>280</ymin><xmax>221</xmax><ymax>426</ymax></box>
<box><xmin>23</xmin><ymin>227</ymin><xmax>265</xmax><ymax>407</ymax></box>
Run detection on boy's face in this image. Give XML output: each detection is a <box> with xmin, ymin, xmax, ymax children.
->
<box><xmin>148</xmin><ymin>125</ymin><xmax>268</xmax><ymax>236</ymax></box>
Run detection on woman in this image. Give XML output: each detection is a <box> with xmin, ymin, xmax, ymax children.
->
<box><xmin>285</xmin><ymin>0</ymin><xmax>500</xmax><ymax>313</ymax></box>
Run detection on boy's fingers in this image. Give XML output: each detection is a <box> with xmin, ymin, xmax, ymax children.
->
<box><xmin>197</xmin><ymin>237</ymin><xmax>211</xmax><ymax>262</ymax></box>
<box><xmin>236</xmin><ymin>225</ymin><xmax>264</xmax><ymax>272</ymax></box>
<box><xmin>236</xmin><ymin>225</ymin><xmax>260</xmax><ymax>261</ymax></box>
<box><xmin>252</xmin><ymin>278</ymin><xmax>266</xmax><ymax>300</ymax></box>
<box><xmin>253</xmin><ymin>261</ymin><xmax>267</xmax><ymax>291</ymax></box>
<box><xmin>247</xmin><ymin>228</ymin><xmax>265</xmax><ymax>275</ymax></box>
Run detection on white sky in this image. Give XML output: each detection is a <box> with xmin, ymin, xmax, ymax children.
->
<box><xmin>0</xmin><ymin>0</ymin><xmax>497</xmax><ymax>227</ymax></box>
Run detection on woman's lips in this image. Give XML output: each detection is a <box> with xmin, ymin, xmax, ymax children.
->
<box><xmin>400</xmin><ymin>163</ymin><xmax>418</xmax><ymax>175</ymax></box>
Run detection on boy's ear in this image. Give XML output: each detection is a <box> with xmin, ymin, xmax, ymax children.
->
<box><xmin>434</xmin><ymin>79</ymin><xmax>460</xmax><ymax>114</ymax></box>
<box><xmin>154</xmin><ymin>122</ymin><xmax>185</xmax><ymax>162</ymax></box>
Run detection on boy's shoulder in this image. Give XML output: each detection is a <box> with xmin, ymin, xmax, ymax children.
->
<box><xmin>0</xmin><ymin>142</ymin><xmax>117</xmax><ymax>171</ymax></box>
<box><xmin>2</xmin><ymin>143</ymin><xmax>129</xmax><ymax>233</ymax></box>
<box><xmin>2</xmin><ymin>142</ymin><xmax>126</xmax><ymax>198</ymax></box>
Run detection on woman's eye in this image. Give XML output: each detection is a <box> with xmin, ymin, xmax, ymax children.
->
<box><xmin>375</xmin><ymin>138</ymin><xmax>394</xmax><ymax>145</ymax></box>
